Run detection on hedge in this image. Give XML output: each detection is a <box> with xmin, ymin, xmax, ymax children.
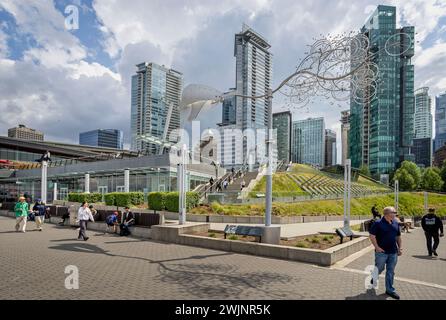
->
<box><xmin>103</xmin><ymin>192</ymin><xmax>144</xmax><ymax>207</ymax></box>
<box><xmin>104</xmin><ymin>193</ymin><xmax>115</xmax><ymax>206</ymax></box>
<box><xmin>68</xmin><ymin>193</ymin><xmax>102</xmax><ymax>203</ymax></box>
<box><xmin>147</xmin><ymin>192</ymin><xmax>165</xmax><ymax>211</ymax></box>
<box><xmin>164</xmin><ymin>192</ymin><xmax>200</xmax><ymax>212</ymax></box>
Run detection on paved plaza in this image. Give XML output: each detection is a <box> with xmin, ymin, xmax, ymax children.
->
<box><xmin>0</xmin><ymin>216</ymin><xmax>445</xmax><ymax>300</ymax></box>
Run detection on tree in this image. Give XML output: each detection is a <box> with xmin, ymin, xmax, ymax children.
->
<box><xmin>395</xmin><ymin>161</ymin><xmax>421</xmax><ymax>189</ymax></box>
<box><xmin>440</xmin><ymin>160</ymin><xmax>446</xmax><ymax>192</ymax></box>
<box><xmin>421</xmin><ymin>167</ymin><xmax>444</xmax><ymax>191</ymax></box>
<box><xmin>393</xmin><ymin>168</ymin><xmax>416</xmax><ymax>191</ymax></box>
<box><xmin>359</xmin><ymin>164</ymin><xmax>371</xmax><ymax>178</ymax></box>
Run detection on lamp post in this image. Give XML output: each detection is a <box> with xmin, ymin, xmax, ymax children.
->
<box><xmin>424</xmin><ymin>191</ymin><xmax>428</xmax><ymax>214</ymax></box>
<box><xmin>343</xmin><ymin>159</ymin><xmax>352</xmax><ymax>229</ymax></box>
<box><xmin>53</xmin><ymin>182</ymin><xmax>58</xmax><ymax>202</ymax></box>
<box><xmin>40</xmin><ymin>151</ymin><xmax>51</xmax><ymax>204</ymax></box>
<box><xmin>178</xmin><ymin>144</ymin><xmax>188</xmax><ymax>225</ymax></box>
<box><xmin>84</xmin><ymin>173</ymin><xmax>90</xmax><ymax>194</ymax></box>
<box><xmin>124</xmin><ymin>168</ymin><xmax>130</xmax><ymax>193</ymax></box>
<box><xmin>265</xmin><ymin>89</ymin><xmax>273</xmax><ymax>227</ymax></box>
<box><xmin>394</xmin><ymin>180</ymin><xmax>399</xmax><ymax>212</ymax></box>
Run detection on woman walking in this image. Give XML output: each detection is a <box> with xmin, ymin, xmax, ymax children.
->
<box><xmin>77</xmin><ymin>202</ymin><xmax>94</xmax><ymax>241</ymax></box>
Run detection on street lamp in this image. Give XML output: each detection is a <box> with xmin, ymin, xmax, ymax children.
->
<box><xmin>394</xmin><ymin>180</ymin><xmax>399</xmax><ymax>212</ymax></box>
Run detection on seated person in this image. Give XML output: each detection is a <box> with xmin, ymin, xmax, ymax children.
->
<box><xmin>395</xmin><ymin>214</ymin><xmax>411</xmax><ymax>233</ymax></box>
<box><xmin>58</xmin><ymin>211</ymin><xmax>70</xmax><ymax>226</ymax></box>
<box><xmin>89</xmin><ymin>205</ymin><xmax>100</xmax><ymax>221</ymax></box>
<box><xmin>105</xmin><ymin>211</ymin><xmax>119</xmax><ymax>233</ymax></box>
<box><xmin>120</xmin><ymin>207</ymin><xmax>135</xmax><ymax>236</ymax></box>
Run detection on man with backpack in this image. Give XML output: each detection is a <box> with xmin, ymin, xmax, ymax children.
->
<box><xmin>33</xmin><ymin>199</ymin><xmax>46</xmax><ymax>231</ymax></box>
<box><xmin>106</xmin><ymin>211</ymin><xmax>119</xmax><ymax>234</ymax></box>
<box><xmin>421</xmin><ymin>208</ymin><xmax>444</xmax><ymax>257</ymax></box>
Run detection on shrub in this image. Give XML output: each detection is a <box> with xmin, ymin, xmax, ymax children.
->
<box><xmin>295</xmin><ymin>242</ymin><xmax>308</xmax><ymax>248</ymax></box>
<box><xmin>147</xmin><ymin>192</ymin><xmax>165</xmax><ymax>211</ymax></box>
<box><xmin>68</xmin><ymin>193</ymin><xmax>102</xmax><ymax>203</ymax></box>
<box><xmin>103</xmin><ymin>192</ymin><xmax>144</xmax><ymax>207</ymax></box>
<box><xmin>164</xmin><ymin>191</ymin><xmax>200</xmax><ymax>212</ymax></box>
<box><xmin>228</xmin><ymin>235</ymin><xmax>239</xmax><ymax>240</ymax></box>
<box><xmin>208</xmin><ymin>233</ymin><xmax>216</xmax><ymax>238</ymax></box>
<box><xmin>104</xmin><ymin>193</ymin><xmax>115</xmax><ymax>206</ymax></box>
<box><xmin>210</xmin><ymin>201</ymin><xmax>225</xmax><ymax>214</ymax></box>
<box><xmin>311</xmin><ymin>237</ymin><xmax>320</xmax><ymax>244</ymax></box>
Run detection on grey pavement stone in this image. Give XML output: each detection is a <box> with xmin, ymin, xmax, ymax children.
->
<box><xmin>0</xmin><ymin>216</ymin><xmax>445</xmax><ymax>300</ymax></box>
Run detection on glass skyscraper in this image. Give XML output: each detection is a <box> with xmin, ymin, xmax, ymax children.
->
<box><xmin>414</xmin><ymin>87</ymin><xmax>432</xmax><ymax>139</ymax></box>
<box><xmin>435</xmin><ymin>92</ymin><xmax>446</xmax><ymax>151</ymax></box>
<box><xmin>79</xmin><ymin>129</ymin><xmax>123</xmax><ymax>149</ymax></box>
<box><xmin>350</xmin><ymin>5</ymin><xmax>415</xmax><ymax>178</ymax></box>
<box><xmin>273</xmin><ymin>111</ymin><xmax>292</xmax><ymax>163</ymax></box>
<box><xmin>324</xmin><ymin>129</ymin><xmax>337</xmax><ymax>167</ymax></box>
<box><xmin>220</xmin><ymin>24</ymin><xmax>273</xmax><ymax>168</ymax></box>
<box><xmin>130</xmin><ymin>62</ymin><xmax>183</xmax><ymax>154</ymax></box>
<box><xmin>292</xmin><ymin>118</ymin><xmax>325</xmax><ymax>167</ymax></box>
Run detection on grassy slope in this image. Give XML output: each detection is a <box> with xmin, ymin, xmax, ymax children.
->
<box><xmin>191</xmin><ymin>192</ymin><xmax>446</xmax><ymax>217</ymax></box>
<box><xmin>249</xmin><ymin>173</ymin><xmax>306</xmax><ymax>197</ymax></box>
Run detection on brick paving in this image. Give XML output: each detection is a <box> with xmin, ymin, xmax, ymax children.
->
<box><xmin>0</xmin><ymin>216</ymin><xmax>445</xmax><ymax>300</ymax></box>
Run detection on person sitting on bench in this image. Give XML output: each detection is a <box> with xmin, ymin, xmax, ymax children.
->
<box><xmin>58</xmin><ymin>211</ymin><xmax>70</xmax><ymax>226</ymax></box>
<box><xmin>120</xmin><ymin>207</ymin><xmax>135</xmax><ymax>236</ymax></box>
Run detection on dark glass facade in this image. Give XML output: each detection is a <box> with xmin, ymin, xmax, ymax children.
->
<box><xmin>412</xmin><ymin>138</ymin><xmax>432</xmax><ymax>168</ymax></box>
<box><xmin>435</xmin><ymin>93</ymin><xmax>446</xmax><ymax>151</ymax></box>
<box><xmin>350</xmin><ymin>5</ymin><xmax>415</xmax><ymax>178</ymax></box>
<box><xmin>272</xmin><ymin>111</ymin><xmax>292</xmax><ymax>163</ymax></box>
<box><xmin>79</xmin><ymin>129</ymin><xmax>123</xmax><ymax>149</ymax></box>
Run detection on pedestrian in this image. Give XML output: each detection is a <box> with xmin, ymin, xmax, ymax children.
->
<box><xmin>421</xmin><ymin>208</ymin><xmax>444</xmax><ymax>257</ymax></box>
<box><xmin>77</xmin><ymin>202</ymin><xmax>94</xmax><ymax>241</ymax></box>
<box><xmin>223</xmin><ymin>180</ymin><xmax>228</xmax><ymax>190</ymax></box>
<box><xmin>14</xmin><ymin>196</ymin><xmax>31</xmax><ymax>233</ymax></box>
<box><xmin>32</xmin><ymin>199</ymin><xmax>46</xmax><ymax>231</ymax></box>
<box><xmin>106</xmin><ymin>211</ymin><xmax>120</xmax><ymax>234</ymax></box>
<box><xmin>120</xmin><ymin>207</ymin><xmax>135</xmax><ymax>236</ymax></box>
<box><xmin>209</xmin><ymin>177</ymin><xmax>214</xmax><ymax>192</ymax></box>
<box><xmin>240</xmin><ymin>179</ymin><xmax>246</xmax><ymax>190</ymax></box>
<box><xmin>369</xmin><ymin>206</ymin><xmax>402</xmax><ymax>300</ymax></box>
<box><xmin>371</xmin><ymin>204</ymin><xmax>381</xmax><ymax>220</ymax></box>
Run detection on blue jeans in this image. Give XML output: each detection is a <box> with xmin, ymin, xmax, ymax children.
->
<box><xmin>375</xmin><ymin>252</ymin><xmax>398</xmax><ymax>293</ymax></box>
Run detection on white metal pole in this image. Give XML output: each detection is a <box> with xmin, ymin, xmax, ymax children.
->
<box><xmin>394</xmin><ymin>180</ymin><xmax>399</xmax><ymax>212</ymax></box>
<box><xmin>84</xmin><ymin>173</ymin><xmax>90</xmax><ymax>194</ymax></box>
<box><xmin>347</xmin><ymin>159</ymin><xmax>351</xmax><ymax>227</ymax></box>
<box><xmin>179</xmin><ymin>144</ymin><xmax>187</xmax><ymax>225</ymax></box>
<box><xmin>265</xmin><ymin>90</ymin><xmax>273</xmax><ymax>227</ymax></box>
<box><xmin>343</xmin><ymin>160</ymin><xmax>349</xmax><ymax>228</ymax></box>
<box><xmin>424</xmin><ymin>191</ymin><xmax>428</xmax><ymax>214</ymax></box>
<box><xmin>124</xmin><ymin>169</ymin><xmax>130</xmax><ymax>193</ymax></box>
<box><xmin>53</xmin><ymin>182</ymin><xmax>58</xmax><ymax>202</ymax></box>
<box><xmin>41</xmin><ymin>160</ymin><xmax>48</xmax><ymax>204</ymax></box>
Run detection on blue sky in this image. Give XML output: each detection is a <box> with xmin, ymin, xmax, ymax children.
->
<box><xmin>0</xmin><ymin>0</ymin><xmax>445</xmax><ymax>162</ymax></box>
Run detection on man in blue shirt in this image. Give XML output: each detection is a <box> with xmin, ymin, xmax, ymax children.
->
<box><xmin>369</xmin><ymin>206</ymin><xmax>402</xmax><ymax>300</ymax></box>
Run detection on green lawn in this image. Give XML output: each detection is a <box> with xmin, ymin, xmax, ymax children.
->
<box><xmin>249</xmin><ymin>172</ymin><xmax>307</xmax><ymax>198</ymax></box>
<box><xmin>191</xmin><ymin>192</ymin><xmax>446</xmax><ymax>217</ymax></box>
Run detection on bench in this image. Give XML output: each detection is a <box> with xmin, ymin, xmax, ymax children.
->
<box><xmin>335</xmin><ymin>226</ymin><xmax>354</xmax><ymax>244</ymax></box>
<box><xmin>224</xmin><ymin>224</ymin><xmax>263</xmax><ymax>242</ymax></box>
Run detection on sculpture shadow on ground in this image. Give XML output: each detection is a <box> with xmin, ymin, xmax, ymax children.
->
<box><xmin>48</xmin><ymin>241</ymin><xmax>300</xmax><ymax>299</ymax></box>
<box><xmin>345</xmin><ymin>288</ymin><xmax>388</xmax><ymax>300</ymax></box>
<box><xmin>412</xmin><ymin>255</ymin><xmax>436</xmax><ymax>260</ymax></box>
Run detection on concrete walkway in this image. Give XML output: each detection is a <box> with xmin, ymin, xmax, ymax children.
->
<box><xmin>165</xmin><ymin>218</ymin><xmax>368</xmax><ymax>238</ymax></box>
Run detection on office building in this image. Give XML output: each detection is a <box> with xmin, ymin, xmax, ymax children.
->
<box><xmin>272</xmin><ymin>111</ymin><xmax>292</xmax><ymax>163</ymax></box>
<box><xmin>435</xmin><ymin>92</ymin><xmax>446</xmax><ymax>151</ymax></box>
<box><xmin>414</xmin><ymin>87</ymin><xmax>432</xmax><ymax>139</ymax></box>
<box><xmin>412</xmin><ymin>138</ymin><xmax>432</xmax><ymax>168</ymax></box>
<box><xmin>79</xmin><ymin>129</ymin><xmax>124</xmax><ymax>149</ymax></box>
<box><xmin>324</xmin><ymin>129</ymin><xmax>337</xmax><ymax>167</ymax></box>
<box><xmin>220</xmin><ymin>24</ymin><xmax>273</xmax><ymax>168</ymax></box>
<box><xmin>349</xmin><ymin>5</ymin><xmax>415</xmax><ymax>178</ymax></box>
<box><xmin>292</xmin><ymin>117</ymin><xmax>325</xmax><ymax>167</ymax></box>
<box><xmin>130</xmin><ymin>62</ymin><xmax>183</xmax><ymax>154</ymax></box>
<box><xmin>8</xmin><ymin>124</ymin><xmax>44</xmax><ymax>141</ymax></box>
<box><xmin>340</xmin><ymin>110</ymin><xmax>350</xmax><ymax>166</ymax></box>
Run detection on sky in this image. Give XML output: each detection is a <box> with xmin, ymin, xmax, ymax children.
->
<box><xmin>0</xmin><ymin>0</ymin><xmax>445</xmax><ymax>163</ymax></box>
